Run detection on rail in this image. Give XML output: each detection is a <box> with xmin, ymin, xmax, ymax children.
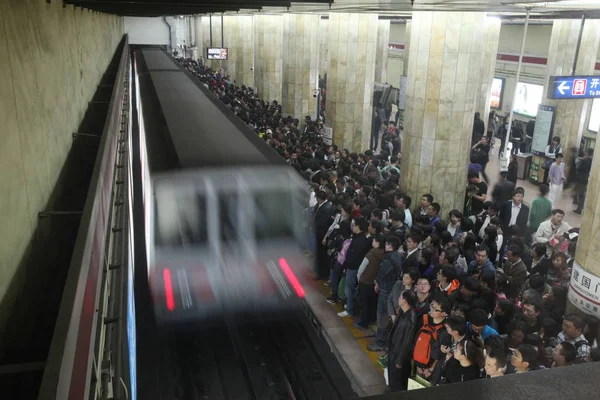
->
<box><xmin>38</xmin><ymin>35</ymin><xmax>131</xmax><ymax>400</ymax></box>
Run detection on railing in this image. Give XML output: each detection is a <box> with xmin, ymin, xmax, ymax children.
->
<box><xmin>38</xmin><ymin>36</ymin><xmax>131</xmax><ymax>400</ymax></box>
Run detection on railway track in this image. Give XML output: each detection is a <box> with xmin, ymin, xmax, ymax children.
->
<box><xmin>171</xmin><ymin>311</ymin><xmax>349</xmax><ymax>400</ymax></box>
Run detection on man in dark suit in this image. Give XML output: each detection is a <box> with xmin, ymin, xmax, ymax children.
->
<box><xmin>403</xmin><ymin>233</ymin><xmax>422</xmax><ymax>271</ymax></box>
<box><xmin>314</xmin><ymin>190</ymin><xmax>335</xmax><ymax>279</ymax></box>
<box><xmin>499</xmin><ymin>187</ymin><xmax>530</xmax><ymax>235</ymax></box>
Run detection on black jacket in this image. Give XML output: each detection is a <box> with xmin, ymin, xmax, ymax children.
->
<box><xmin>387</xmin><ymin>308</ymin><xmax>417</xmax><ymax>368</ymax></box>
<box><xmin>313</xmin><ymin>200</ymin><xmax>335</xmax><ymax>239</ymax></box>
<box><xmin>343</xmin><ymin>232</ymin><xmax>371</xmax><ymax>271</ymax></box>
<box><xmin>491</xmin><ymin>179</ymin><xmax>515</xmax><ymax>207</ymax></box>
<box><xmin>498</xmin><ymin>201</ymin><xmax>530</xmax><ymax>232</ymax></box>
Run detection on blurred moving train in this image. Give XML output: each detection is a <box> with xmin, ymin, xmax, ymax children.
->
<box><xmin>133</xmin><ymin>48</ymin><xmax>311</xmax><ymax>325</ymax></box>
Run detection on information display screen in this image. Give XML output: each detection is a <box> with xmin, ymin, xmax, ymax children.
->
<box><xmin>531</xmin><ymin>105</ymin><xmax>556</xmax><ymax>155</ymax></box>
<box><xmin>207</xmin><ymin>48</ymin><xmax>228</xmax><ymax>60</ymax></box>
<box><xmin>490</xmin><ymin>77</ymin><xmax>504</xmax><ymax>110</ymax></box>
<box><xmin>513</xmin><ymin>82</ymin><xmax>544</xmax><ymax>117</ymax></box>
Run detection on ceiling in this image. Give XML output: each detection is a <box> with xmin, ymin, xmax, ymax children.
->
<box><xmin>63</xmin><ymin>0</ymin><xmax>600</xmax><ymax>18</ymax></box>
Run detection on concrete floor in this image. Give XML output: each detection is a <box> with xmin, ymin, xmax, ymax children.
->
<box><xmin>485</xmin><ymin>141</ymin><xmax>581</xmax><ymax>229</ymax></box>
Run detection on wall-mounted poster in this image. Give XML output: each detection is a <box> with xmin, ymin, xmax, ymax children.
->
<box><xmin>490</xmin><ymin>77</ymin><xmax>504</xmax><ymax>110</ymax></box>
<box><xmin>513</xmin><ymin>82</ymin><xmax>544</xmax><ymax>117</ymax></box>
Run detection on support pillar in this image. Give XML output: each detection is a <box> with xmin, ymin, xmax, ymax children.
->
<box><xmin>567</xmin><ymin>152</ymin><xmax>600</xmax><ymax>319</ymax></box>
<box><xmin>253</xmin><ymin>14</ymin><xmax>283</xmax><ymax>102</ymax></box>
<box><xmin>282</xmin><ymin>14</ymin><xmax>320</xmax><ymax>119</ymax></box>
<box><xmin>375</xmin><ymin>19</ymin><xmax>390</xmax><ymax>83</ymax></box>
<box><xmin>477</xmin><ymin>17</ymin><xmax>501</xmax><ymax>121</ymax></box>
<box><xmin>402</xmin><ymin>21</ymin><xmax>412</xmax><ymax>77</ymax></box>
<box><xmin>543</xmin><ymin>19</ymin><xmax>600</xmax><ymax>175</ymax></box>
<box><xmin>237</xmin><ymin>16</ymin><xmax>255</xmax><ymax>88</ymax></box>
<box><xmin>401</xmin><ymin>11</ymin><xmax>487</xmax><ymax>214</ymax></box>
<box><xmin>223</xmin><ymin>16</ymin><xmax>239</xmax><ymax>81</ymax></box>
<box><xmin>327</xmin><ymin>13</ymin><xmax>378</xmax><ymax>151</ymax></box>
<box><xmin>319</xmin><ymin>16</ymin><xmax>329</xmax><ymax>79</ymax></box>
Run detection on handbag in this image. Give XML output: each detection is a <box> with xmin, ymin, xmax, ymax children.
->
<box><xmin>338</xmin><ymin>274</ymin><xmax>347</xmax><ymax>301</ymax></box>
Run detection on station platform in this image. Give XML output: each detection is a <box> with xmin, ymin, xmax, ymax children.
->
<box><xmin>302</xmin><ymin>263</ymin><xmax>387</xmax><ymax>397</ymax></box>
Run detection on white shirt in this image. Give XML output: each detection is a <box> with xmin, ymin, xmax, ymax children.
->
<box><xmin>509</xmin><ymin>202</ymin><xmax>521</xmax><ymax>226</ymax></box>
<box><xmin>404</xmin><ymin>209</ymin><xmax>413</xmax><ymax>227</ymax></box>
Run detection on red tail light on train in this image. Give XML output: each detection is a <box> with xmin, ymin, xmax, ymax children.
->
<box><xmin>278</xmin><ymin>258</ymin><xmax>305</xmax><ymax>299</ymax></box>
<box><xmin>163</xmin><ymin>268</ymin><xmax>176</xmax><ymax>311</ymax></box>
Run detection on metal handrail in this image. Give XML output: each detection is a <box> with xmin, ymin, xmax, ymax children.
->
<box><xmin>38</xmin><ymin>35</ymin><xmax>130</xmax><ymax>400</ymax></box>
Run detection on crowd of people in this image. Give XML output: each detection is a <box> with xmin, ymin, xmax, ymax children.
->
<box><xmin>176</xmin><ymin>57</ymin><xmax>600</xmax><ymax>392</ymax></box>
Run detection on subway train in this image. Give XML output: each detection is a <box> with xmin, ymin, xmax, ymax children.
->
<box><xmin>133</xmin><ymin>48</ymin><xmax>312</xmax><ymax>325</ymax></box>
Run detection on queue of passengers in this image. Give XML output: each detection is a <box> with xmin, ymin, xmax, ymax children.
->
<box><xmin>175</xmin><ymin>57</ymin><xmax>599</xmax><ymax>393</ymax></box>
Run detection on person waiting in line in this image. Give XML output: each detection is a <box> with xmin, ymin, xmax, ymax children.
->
<box><xmin>387</xmin><ymin>290</ymin><xmax>418</xmax><ymax>392</ymax></box>
<box><xmin>414</xmin><ymin>295</ymin><xmax>451</xmax><ymax>381</ymax></box>
<box><xmin>313</xmin><ymin>190</ymin><xmax>335</xmax><ymax>279</ymax></box>
<box><xmin>484</xmin><ymin>348</ymin><xmax>507</xmax><ymax>378</ymax></box>
<box><xmin>510</xmin><ymin>344</ymin><xmax>542</xmax><ymax>373</ymax></box>
<box><xmin>468</xmin><ymin>245</ymin><xmax>495</xmax><ymax>278</ymax></box>
<box><xmin>543</xmin><ymin>136</ymin><xmax>562</xmax><ymax>185</ymax></box>
<box><xmin>547</xmin><ymin>153</ymin><xmax>566</xmax><ymax>206</ymax></box>
<box><xmin>370</xmin><ymin>235</ymin><xmax>403</xmax><ymax>351</ymax></box>
<box><xmin>551</xmin><ymin>341</ymin><xmax>577</xmax><ymax>368</ymax></box>
<box><xmin>528</xmin><ymin>243</ymin><xmax>552</xmax><ymax>276</ymax></box>
<box><xmin>414</xmin><ymin>194</ymin><xmax>433</xmax><ymax>219</ymax></box>
<box><xmin>528</xmin><ymin>184</ymin><xmax>552</xmax><ymax>233</ymax></box>
<box><xmin>533</xmin><ymin>209</ymin><xmax>572</xmax><ymax>257</ymax></box>
<box><xmin>435</xmin><ymin>265</ymin><xmax>461</xmax><ymax>295</ymax></box>
<box><xmin>465</xmin><ymin>171</ymin><xmax>488</xmax><ymax>220</ymax></box>
<box><xmin>427</xmin><ymin>202</ymin><xmax>441</xmax><ymax>226</ymax></box>
<box><xmin>554</xmin><ymin>313</ymin><xmax>591</xmax><ymax>362</ymax></box>
<box><xmin>338</xmin><ymin>217</ymin><xmax>371</xmax><ymax>318</ymax></box>
<box><xmin>472</xmin><ymin>112</ymin><xmax>486</xmax><ymax>146</ymax></box>
<box><xmin>446</xmin><ymin>209</ymin><xmax>463</xmax><ymax>239</ymax></box>
<box><xmin>403</xmin><ymin>233</ymin><xmax>422</xmax><ymax>271</ymax></box>
<box><xmin>356</xmin><ymin>235</ymin><xmax>386</xmax><ymax>329</ymax></box>
<box><xmin>497</xmin><ymin>245</ymin><xmax>528</xmax><ymax>301</ymax></box>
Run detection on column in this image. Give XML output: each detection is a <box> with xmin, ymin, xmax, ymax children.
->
<box><xmin>402</xmin><ymin>21</ymin><xmax>412</xmax><ymax>77</ymax></box>
<box><xmin>327</xmin><ymin>13</ymin><xmax>378</xmax><ymax>151</ymax></box>
<box><xmin>401</xmin><ymin>11</ymin><xmax>487</xmax><ymax>214</ymax></box>
<box><xmin>544</xmin><ymin>19</ymin><xmax>600</xmax><ymax>175</ymax></box>
<box><xmin>253</xmin><ymin>14</ymin><xmax>283</xmax><ymax>102</ymax></box>
<box><xmin>237</xmin><ymin>16</ymin><xmax>255</xmax><ymax>88</ymax></box>
<box><xmin>477</xmin><ymin>17</ymin><xmax>501</xmax><ymax>120</ymax></box>
<box><xmin>319</xmin><ymin>16</ymin><xmax>329</xmax><ymax>79</ymax></box>
<box><xmin>375</xmin><ymin>19</ymin><xmax>390</xmax><ymax>83</ymax></box>
<box><xmin>567</xmin><ymin>152</ymin><xmax>600</xmax><ymax>318</ymax></box>
<box><xmin>223</xmin><ymin>16</ymin><xmax>239</xmax><ymax>81</ymax></box>
<box><xmin>282</xmin><ymin>14</ymin><xmax>320</xmax><ymax>119</ymax></box>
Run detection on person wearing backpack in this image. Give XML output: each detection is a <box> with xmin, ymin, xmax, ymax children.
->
<box><xmin>554</xmin><ymin>313</ymin><xmax>591</xmax><ymax>362</ymax></box>
<box><xmin>414</xmin><ymin>295</ymin><xmax>451</xmax><ymax>381</ymax></box>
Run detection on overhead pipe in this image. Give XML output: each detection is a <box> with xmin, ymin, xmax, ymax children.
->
<box><xmin>221</xmin><ymin>13</ymin><xmax>224</xmax><ymax>48</ymax></box>
<box><xmin>502</xmin><ymin>7</ymin><xmax>530</xmax><ymax>163</ymax></box>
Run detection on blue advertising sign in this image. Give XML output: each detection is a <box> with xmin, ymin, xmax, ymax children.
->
<box><xmin>548</xmin><ymin>75</ymin><xmax>600</xmax><ymax>99</ymax></box>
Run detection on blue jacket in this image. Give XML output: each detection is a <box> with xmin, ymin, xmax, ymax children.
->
<box><xmin>376</xmin><ymin>251</ymin><xmax>403</xmax><ymax>293</ymax></box>
<box><xmin>468</xmin><ymin>259</ymin><xmax>495</xmax><ymax>277</ymax></box>
<box><xmin>467</xmin><ymin>322</ymin><xmax>499</xmax><ymax>341</ymax></box>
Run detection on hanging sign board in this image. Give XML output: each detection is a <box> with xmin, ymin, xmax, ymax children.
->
<box><xmin>399</xmin><ymin>76</ymin><xmax>408</xmax><ymax>111</ymax></box>
<box><xmin>548</xmin><ymin>76</ymin><xmax>600</xmax><ymax>99</ymax></box>
<box><xmin>322</xmin><ymin>126</ymin><xmax>333</xmax><ymax>146</ymax></box>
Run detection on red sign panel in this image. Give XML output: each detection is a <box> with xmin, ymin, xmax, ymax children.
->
<box><xmin>572</xmin><ymin>79</ymin><xmax>587</xmax><ymax>96</ymax></box>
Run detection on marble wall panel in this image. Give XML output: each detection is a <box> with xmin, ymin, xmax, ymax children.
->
<box><xmin>477</xmin><ymin>18</ymin><xmax>501</xmax><ymax>120</ymax></box>
<box><xmin>0</xmin><ymin>0</ymin><xmax>122</xmax><ymax>316</ymax></box>
<box><xmin>282</xmin><ymin>14</ymin><xmax>319</xmax><ymax>119</ymax></box>
<box><xmin>545</xmin><ymin>19</ymin><xmax>600</xmax><ymax>175</ymax></box>
<box><xmin>375</xmin><ymin>19</ymin><xmax>390</xmax><ymax>83</ymax></box>
<box><xmin>254</xmin><ymin>14</ymin><xmax>283</xmax><ymax>102</ymax></box>
<box><xmin>326</xmin><ymin>13</ymin><xmax>378</xmax><ymax>152</ymax></box>
<box><xmin>402</xmin><ymin>11</ymin><xmax>486</xmax><ymax>215</ymax></box>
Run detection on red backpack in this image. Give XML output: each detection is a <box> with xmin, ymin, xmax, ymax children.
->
<box><xmin>413</xmin><ymin>314</ymin><xmax>443</xmax><ymax>368</ymax></box>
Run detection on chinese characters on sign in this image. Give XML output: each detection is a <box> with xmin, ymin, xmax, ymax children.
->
<box><xmin>568</xmin><ymin>261</ymin><xmax>600</xmax><ymax>319</ymax></box>
<box><xmin>548</xmin><ymin>76</ymin><xmax>600</xmax><ymax>100</ymax></box>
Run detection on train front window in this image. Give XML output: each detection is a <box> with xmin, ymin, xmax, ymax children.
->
<box><xmin>253</xmin><ymin>190</ymin><xmax>294</xmax><ymax>240</ymax></box>
<box><xmin>155</xmin><ymin>192</ymin><xmax>208</xmax><ymax>247</ymax></box>
<box><xmin>219</xmin><ymin>193</ymin><xmax>239</xmax><ymax>243</ymax></box>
